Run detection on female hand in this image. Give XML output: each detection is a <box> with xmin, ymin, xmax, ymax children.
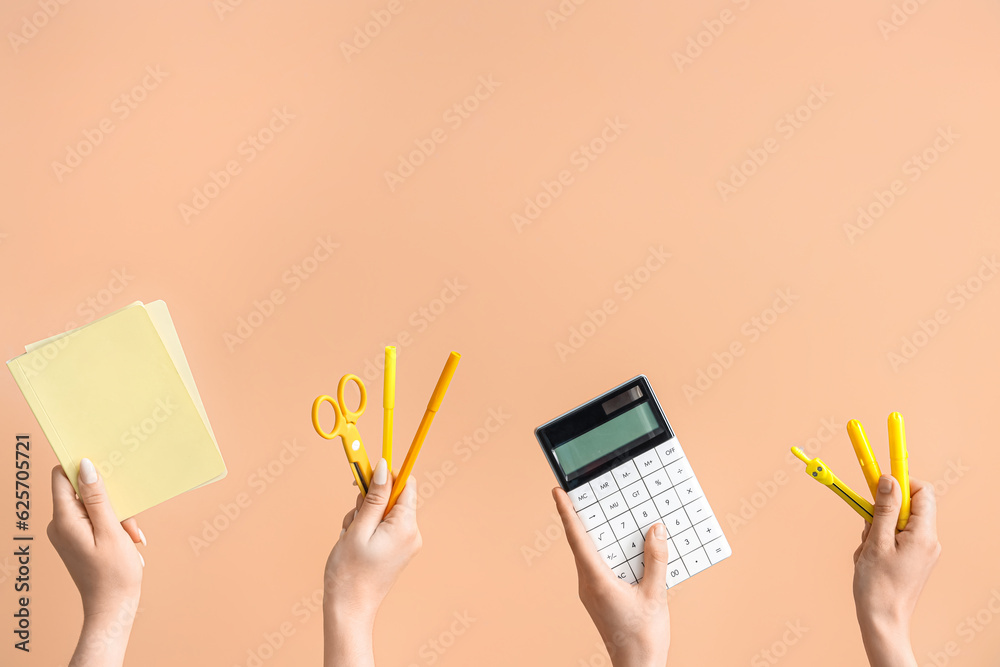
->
<box><xmin>853</xmin><ymin>476</ymin><xmax>940</xmax><ymax>667</ymax></box>
<box><xmin>554</xmin><ymin>487</ymin><xmax>671</xmax><ymax>667</ymax></box>
<box><xmin>324</xmin><ymin>458</ymin><xmax>421</xmax><ymax>667</ymax></box>
<box><xmin>47</xmin><ymin>459</ymin><xmax>146</xmax><ymax>667</ymax></box>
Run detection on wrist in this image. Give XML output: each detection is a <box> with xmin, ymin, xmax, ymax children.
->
<box><xmin>858</xmin><ymin>616</ymin><xmax>915</xmax><ymax>667</ymax></box>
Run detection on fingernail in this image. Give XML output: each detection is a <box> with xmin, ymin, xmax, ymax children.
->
<box><xmin>372</xmin><ymin>458</ymin><xmax>388</xmax><ymax>486</ymax></box>
<box><xmin>138</xmin><ymin>528</ymin><xmax>147</xmax><ymax>547</ymax></box>
<box><xmin>652</xmin><ymin>523</ymin><xmax>666</xmax><ymax>539</ymax></box>
<box><xmin>79</xmin><ymin>458</ymin><xmax>98</xmax><ymax>485</ymax></box>
<box><xmin>879</xmin><ymin>475</ymin><xmax>893</xmax><ymax>494</ymax></box>
<box><xmin>138</xmin><ymin>552</ymin><xmax>145</xmax><ymax>568</ymax></box>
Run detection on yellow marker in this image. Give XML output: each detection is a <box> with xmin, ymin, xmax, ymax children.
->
<box><xmin>847</xmin><ymin>419</ymin><xmax>882</xmax><ymax>500</ymax></box>
<box><xmin>385</xmin><ymin>351</ymin><xmax>461</xmax><ymax>516</ymax></box>
<box><xmin>383</xmin><ymin>346</ymin><xmax>396</xmax><ymax>472</ymax></box>
<box><xmin>791</xmin><ymin>447</ymin><xmax>874</xmax><ymax>523</ymax></box>
<box><xmin>888</xmin><ymin>412</ymin><xmax>910</xmax><ymax>530</ymax></box>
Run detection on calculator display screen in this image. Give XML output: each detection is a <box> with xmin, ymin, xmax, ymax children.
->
<box><xmin>552</xmin><ymin>403</ymin><xmax>661</xmax><ymax>479</ymax></box>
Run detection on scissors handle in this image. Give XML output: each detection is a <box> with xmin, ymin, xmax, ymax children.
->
<box><xmin>338</xmin><ymin>374</ymin><xmax>367</xmax><ymax>423</ymax></box>
<box><xmin>311</xmin><ymin>395</ymin><xmax>346</xmax><ymax>439</ymax></box>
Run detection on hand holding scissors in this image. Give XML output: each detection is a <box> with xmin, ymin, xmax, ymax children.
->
<box><xmin>312</xmin><ymin>374</ymin><xmax>373</xmax><ymax>494</ymax></box>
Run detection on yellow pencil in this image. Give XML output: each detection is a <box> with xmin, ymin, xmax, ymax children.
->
<box><xmin>385</xmin><ymin>351</ymin><xmax>461</xmax><ymax>516</ymax></box>
<box><xmin>383</xmin><ymin>346</ymin><xmax>396</xmax><ymax>472</ymax></box>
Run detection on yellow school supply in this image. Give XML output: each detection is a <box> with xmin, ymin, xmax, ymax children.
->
<box><xmin>312</xmin><ymin>374</ymin><xmax>374</xmax><ymax>494</ymax></box>
<box><xmin>7</xmin><ymin>301</ymin><xmax>227</xmax><ymax>520</ymax></box>
<box><xmin>383</xmin><ymin>346</ymin><xmax>396</xmax><ymax>472</ymax></box>
<box><xmin>385</xmin><ymin>351</ymin><xmax>461</xmax><ymax>515</ymax></box>
<box><xmin>792</xmin><ymin>413</ymin><xmax>911</xmax><ymax>529</ymax></box>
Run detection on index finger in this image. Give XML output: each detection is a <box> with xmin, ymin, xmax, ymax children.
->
<box><xmin>50</xmin><ymin>466</ymin><xmax>86</xmax><ymax>523</ymax></box>
<box><xmin>903</xmin><ymin>477</ymin><xmax>937</xmax><ymax>535</ymax></box>
<box><xmin>552</xmin><ymin>487</ymin><xmax>612</xmax><ymax>583</ymax></box>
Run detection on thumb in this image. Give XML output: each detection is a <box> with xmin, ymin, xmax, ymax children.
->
<box><xmin>352</xmin><ymin>458</ymin><xmax>390</xmax><ymax>536</ymax></box>
<box><xmin>639</xmin><ymin>522</ymin><xmax>671</xmax><ymax>597</ymax></box>
<box><xmin>75</xmin><ymin>458</ymin><xmax>121</xmax><ymax>538</ymax></box>
<box><xmin>867</xmin><ymin>475</ymin><xmax>901</xmax><ymax>552</ymax></box>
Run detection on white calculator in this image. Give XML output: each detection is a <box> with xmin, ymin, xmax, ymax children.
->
<box><xmin>535</xmin><ymin>376</ymin><xmax>731</xmax><ymax>587</ymax></box>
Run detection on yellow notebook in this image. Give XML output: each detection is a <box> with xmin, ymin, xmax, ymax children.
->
<box><xmin>7</xmin><ymin>300</ymin><xmax>226</xmax><ymax>520</ymax></box>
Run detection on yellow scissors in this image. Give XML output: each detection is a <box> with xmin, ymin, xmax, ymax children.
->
<box><xmin>311</xmin><ymin>374</ymin><xmax>373</xmax><ymax>495</ymax></box>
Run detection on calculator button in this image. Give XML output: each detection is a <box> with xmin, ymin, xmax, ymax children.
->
<box><xmin>676</xmin><ymin>478</ymin><xmax>704</xmax><ymax>504</ymax></box>
<box><xmin>588</xmin><ymin>524</ymin><xmax>614</xmax><ymax>550</ymax></box>
<box><xmin>704</xmin><ymin>536</ymin><xmax>732</xmax><ymax>564</ymax></box>
<box><xmin>591</xmin><ymin>471</ymin><xmax>619</xmax><ymax>500</ymax></box>
<box><xmin>673</xmin><ymin>527</ymin><xmax>700</xmax><ymax>556</ymax></box>
<box><xmin>683</xmin><ymin>496</ymin><xmax>711</xmax><ymax>524</ymax></box>
<box><xmin>643</xmin><ymin>468</ymin><xmax>672</xmax><ymax>496</ymax></box>
<box><xmin>611</xmin><ymin>460</ymin><xmax>640</xmax><ymax>488</ymax></box>
<box><xmin>599</xmin><ymin>491</ymin><xmax>628</xmax><ymax>520</ymax></box>
<box><xmin>569</xmin><ymin>483</ymin><xmax>597</xmax><ymax>511</ymax></box>
<box><xmin>577</xmin><ymin>504</ymin><xmax>607</xmax><ymax>531</ymax></box>
<box><xmin>628</xmin><ymin>554</ymin><xmax>645</xmax><ymax>581</ymax></box>
<box><xmin>631</xmin><ymin>499</ymin><xmax>658</xmax><ymax>526</ymax></box>
<box><xmin>620</xmin><ymin>531</ymin><xmax>644</xmax><ymax>559</ymax></box>
<box><xmin>634</xmin><ymin>448</ymin><xmax>662</xmax><ymax>476</ymax></box>
<box><xmin>598</xmin><ymin>542</ymin><xmax>626</xmax><ymax>567</ymax></box>
<box><xmin>663</xmin><ymin>508</ymin><xmax>692</xmax><ymax>537</ymax></box>
<box><xmin>611</xmin><ymin>509</ymin><xmax>639</xmax><ymax>540</ymax></box>
<box><xmin>665</xmin><ymin>559</ymin><xmax>689</xmax><ymax>588</ymax></box>
<box><xmin>682</xmin><ymin>547</ymin><xmax>710</xmax><ymax>576</ymax></box>
<box><xmin>612</xmin><ymin>561</ymin><xmax>636</xmax><ymax>584</ymax></box>
<box><xmin>652</xmin><ymin>488</ymin><xmax>681</xmax><ymax>517</ymax></box>
<box><xmin>622</xmin><ymin>480</ymin><xmax>651</xmax><ymax>508</ymax></box>
<box><xmin>655</xmin><ymin>438</ymin><xmax>685</xmax><ymax>467</ymax></box>
<box><xmin>693</xmin><ymin>515</ymin><xmax>722</xmax><ymax>545</ymax></box>
<box><xmin>666</xmin><ymin>458</ymin><xmax>694</xmax><ymax>486</ymax></box>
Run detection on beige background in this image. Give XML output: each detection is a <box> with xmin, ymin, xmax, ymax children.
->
<box><xmin>3</xmin><ymin>1</ymin><xmax>1000</xmax><ymax>666</ymax></box>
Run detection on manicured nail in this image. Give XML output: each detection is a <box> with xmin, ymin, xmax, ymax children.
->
<box><xmin>79</xmin><ymin>458</ymin><xmax>98</xmax><ymax>484</ymax></box>
<box><xmin>879</xmin><ymin>475</ymin><xmax>893</xmax><ymax>494</ymax></box>
<box><xmin>138</xmin><ymin>552</ymin><xmax>145</xmax><ymax>568</ymax></box>
<box><xmin>372</xmin><ymin>458</ymin><xmax>388</xmax><ymax>486</ymax></box>
<box><xmin>652</xmin><ymin>523</ymin><xmax>666</xmax><ymax>539</ymax></box>
<box><xmin>137</xmin><ymin>528</ymin><xmax>147</xmax><ymax>547</ymax></box>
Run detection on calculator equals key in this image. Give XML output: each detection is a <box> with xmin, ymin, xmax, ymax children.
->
<box><xmin>536</xmin><ymin>375</ymin><xmax>731</xmax><ymax>589</ymax></box>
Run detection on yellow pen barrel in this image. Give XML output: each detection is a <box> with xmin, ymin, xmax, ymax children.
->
<box><xmin>847</xmin><ymin>419</ymin><xmax>882</xmax><ymax>500</ymax></box>
<box><xmin>428</xmin><ymin>351</ymin><xmax>461</xmax><ymax>411</ymax></box>
<box><xmin>888</xmin><ymin>412</ymin><xmax>910</xmax><ymax>530</ymax></box>
<box><xmin>828</xmin><ymin>472</ymin><xmax>874</xmax><ymax>523</ymax></box>
<box><xmin>383</xmin><ymin>346</ymin><xmax>396</xmax><ymax>471</ymax></box>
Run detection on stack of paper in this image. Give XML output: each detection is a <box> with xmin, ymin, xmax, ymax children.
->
<box><xmin>7</xmin><ymin>301</ymin><xmax>226</xmax><ymax>520</ymax></box>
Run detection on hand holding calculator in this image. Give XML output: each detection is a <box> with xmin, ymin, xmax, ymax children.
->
<box><xmin>536</xmin><ymin>376</ymin><xmax>731</xmax><ymax>588</ymax></box>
